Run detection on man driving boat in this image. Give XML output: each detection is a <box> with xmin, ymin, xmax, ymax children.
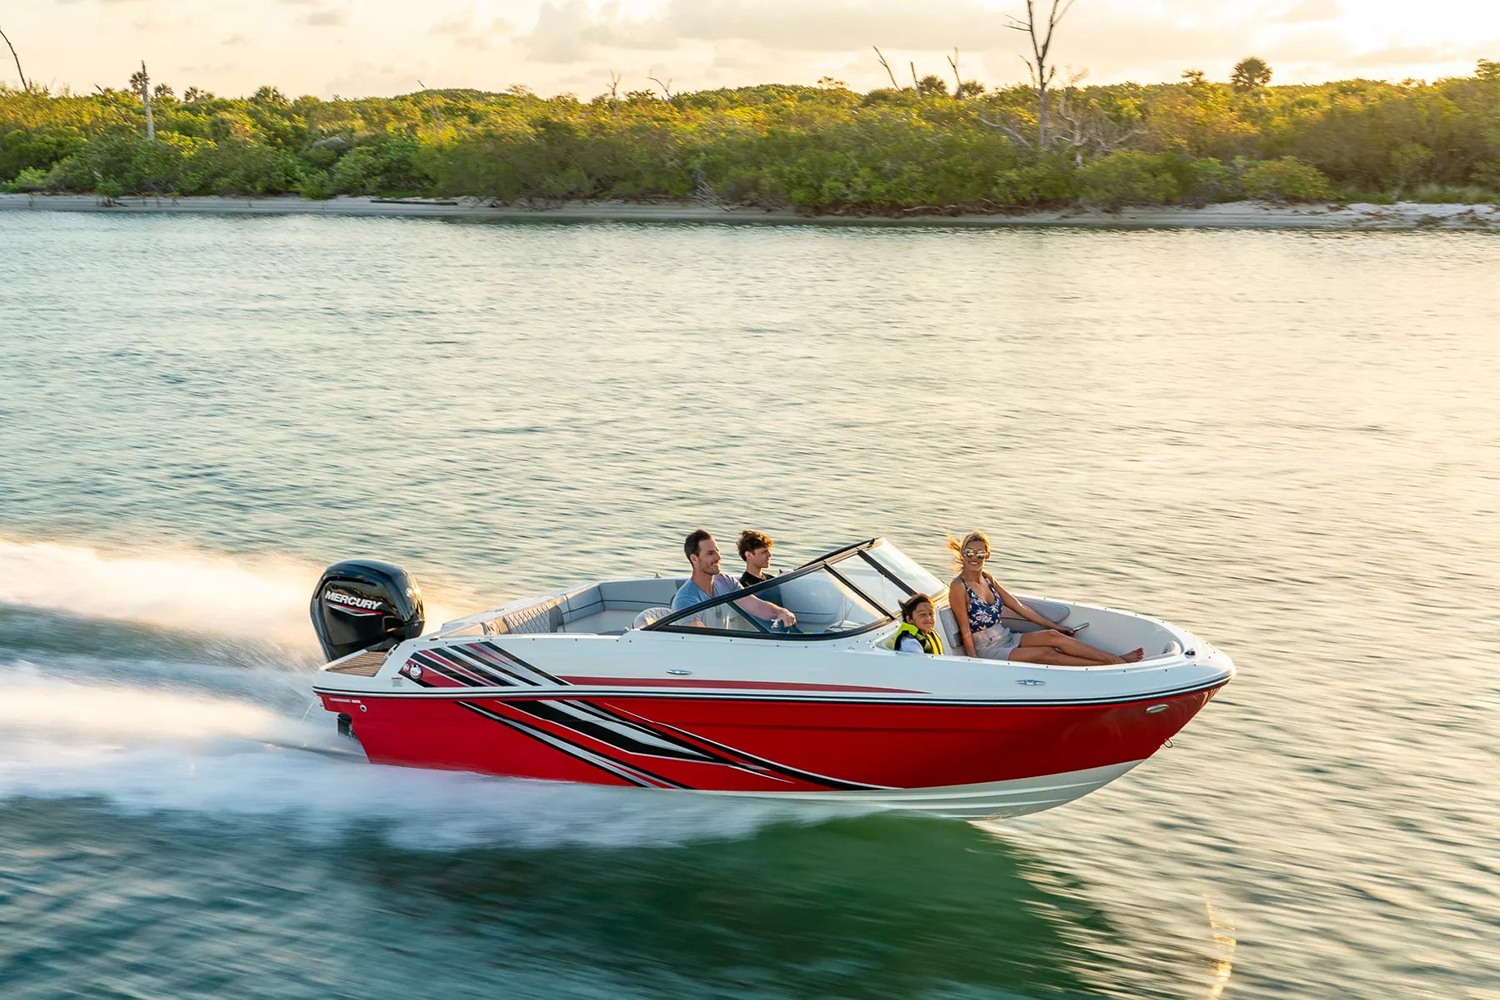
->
<box><xmin>672</xmin><ymin>530</ymin><xmax>797</xmax><ymax>628</ymax></box>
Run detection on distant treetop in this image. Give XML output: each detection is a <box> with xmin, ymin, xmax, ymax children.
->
<box><xmin>1231</xmin><ymin>57</ymin><xmax>1273</xmax><ymax>92</ymax></box>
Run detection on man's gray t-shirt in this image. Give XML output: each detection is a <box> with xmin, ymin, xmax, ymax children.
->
<box><xmin>671</xmin><ymin>573</ymin><xmax>742</xmax><ymax>614</ymax></box>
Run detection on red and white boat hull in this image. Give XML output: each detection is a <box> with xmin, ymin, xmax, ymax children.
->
<box><xmin>319</xmin><ymin>669</ymin><xmax>1225</xmax><ymax>819</ymax></box>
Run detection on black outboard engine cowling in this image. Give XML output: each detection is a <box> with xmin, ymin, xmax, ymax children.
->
<box><xmin>310</xmin><ymin>559</ymin><xmax>425</xmax><ymax>661</ymax></box>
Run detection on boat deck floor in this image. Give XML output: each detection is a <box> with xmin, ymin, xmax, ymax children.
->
<box><xmin>325</xmin><ymin>650</ymin><xmax>387</xmax><ymax>676</ymax></box>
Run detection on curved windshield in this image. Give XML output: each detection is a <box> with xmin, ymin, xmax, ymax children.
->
<box><xmin>828</xmin><ymin>555</ymin><xmax>912</xmax><ymax>616</ymax></box>
<box><xmin>864</xmin><ymin>541</ymin><xmax>946</xmax><ymax>598</ymax></box>
<box><xmin>796</xmin><ymin>539</ymin><xmax>947</xmax><ymax>605</ymax></box>
<box><xmin>650</xmin><ymin>564</ymin><xmax>889</xmax><ymax>639</ymax></box>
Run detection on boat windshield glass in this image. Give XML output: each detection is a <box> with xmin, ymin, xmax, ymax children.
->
<box><xmin>864</xmin><ymin>541</ymin><xmax>946</xmax><ymax>598</ymax></box>
<box><xmin>650</xmin><ymin>564</ymin><xmax>888</xmax><ymax>638</ymax></box>
<box><xmin>828</xmin><ymin>555</ymin><xmax>913</xmax><ymax>617</ymax></box>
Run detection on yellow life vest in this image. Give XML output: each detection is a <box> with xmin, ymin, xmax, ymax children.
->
<box><xmin>894</xmin><ymin>622</ymin><xmax>944</xmax><ymax>655</ymax></box>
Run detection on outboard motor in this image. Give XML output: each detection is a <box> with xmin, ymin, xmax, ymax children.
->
<box><xmin>310</xmin><ymin>559</ymin><xmax>425</xmax><ymax>661</ymax></box>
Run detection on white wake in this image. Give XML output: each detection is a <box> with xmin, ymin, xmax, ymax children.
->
<box><xmin>0</xmin><ymin>534</ymin><xmax>466</xmax><ymax>648</ymax></box>
<box><xmin>0</xmin><ymin>534</ymin><xmax>318</xmax><ymax>647</ymax></box>
<box><xmin>0</xmin><ymin>666</ymin><xmax>858</xmax><ymax>849</ymax></box>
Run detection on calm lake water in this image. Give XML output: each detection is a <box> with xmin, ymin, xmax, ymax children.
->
<box><xmin>1</xmin><ymin>212</ymin><xmax>1497</xmax><ymax>999</ymax></box>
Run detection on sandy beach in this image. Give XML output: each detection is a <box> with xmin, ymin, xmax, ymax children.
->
<box><xmin>2</xmin><ymin>192</ymin><xmax>1497</xmax><ymax>229</ymax></box>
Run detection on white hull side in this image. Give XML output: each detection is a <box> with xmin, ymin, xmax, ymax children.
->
<box><xmin>698</xmin><ymin>760</ymin><xmax>1145</xmax><ymax>821</ymax></box>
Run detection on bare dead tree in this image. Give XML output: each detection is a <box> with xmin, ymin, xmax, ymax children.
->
<box><xmin>873</xmin><ymin>47</ymin><xmax>901</xmax><ymax>89</ymax></box>
<box><xmin>1046</xmin><ymin>72</ymin><xmax>1142</xmax><ymax>166</ymax></box>
<box><xmin>909</xmin><ymin>61</ymin><xmax>920</xmax><ymax>91</ymax></box>
<box><xmin>1006</xmin><ymin>0</ymin><xmax>1076</xmax><ymax>148</ymax></box>
<box><xmin>647</xmin><ymin>74</ymin><xmax>673</xmax><ymax>99</ymax></box>
<box><xmin>416</xmin><ymin>79</ymin><xmax>443</xmax><ymax>125</ymax></box>
<box><xmin>129</xmin><ymin>61</ymin><xmax>156</xmax><ymax>141</ymax></box>
<box><xmin>976</xmin><ymin>110</ymin><xmax>1034</xmax><ymax>147</ymax></box>
<box><xmin>606</xmin><ymin>69</ymin><xmax>621</xmax><ymax>100</ymax></box>
<box><xmin>946</xmin><ymin>49</ymin><xmax>961</xmax><ymax>99</ymax></box>
<box><xmin>0</xmin><ymin>23</ymin><xmax>28</xmax><ymax>91</ymax></box>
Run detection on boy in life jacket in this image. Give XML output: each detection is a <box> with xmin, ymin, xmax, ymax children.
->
<box><xmin>894</xmin><ymin>593</ymin><xmax>944</xmax><ymax>655</ymax></box>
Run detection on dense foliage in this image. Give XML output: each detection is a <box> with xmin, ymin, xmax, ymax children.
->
<box><xmin>3</xmin><ymin>67</ymin><xmax>1499</xmax><ymax>212</ymax></box>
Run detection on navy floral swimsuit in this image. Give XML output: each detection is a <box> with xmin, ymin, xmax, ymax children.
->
<box><xmin>962</xmin><ymin>576</ymin><xmax>1006</xmax><ymax>632</ymax></box>
<box><xmin>962</xmin><ymin>575</ymin><xmax>1020</xmax><ymax>659</ymax></box>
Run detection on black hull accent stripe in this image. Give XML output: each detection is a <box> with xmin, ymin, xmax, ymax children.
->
<box><xmin>441</xmin><ymin>647</ymin><xmax>522</xmax><ymax>687</ymax></box>
<box><xmin>460</xmin><ymin>645</ymin><xmax>542</xmax><ymax>686</ymax></box>
<box><xmin>425</xmin><ymin>649</ymin><xmax>502</xmax><ymax>687</ymax></box>
<box><xmin>475</xmin><ymin>642</ymin><xmax>567</xmax><ymax>685</ymax></box>
<box><xmin>498</xmin><ymin>697</ymin><xmax>877</xmax><ymax>791</ymax></box>
<box><xmin>455</xmin><ymin>701</ymin><xmax>688</xmax><ymax>789</ymax></box>
<box><xmin>408</xmin><ymin>651</ymin><xmax>486</xmax><ymax>688</ymax></box>
<box><xmin>623</xmin><ymin>714</ymin><xmax>891</xmax><ymax>791</ymax></box>
<box><xmin>553</xmin><ymin>698</ymin><xmax>765</xmax><ymax>765</ymax></box>
<box><xmin>504</xmin><ymin>701</ymin><xmax>717</xmax><ymax>763</ymax></box>
<box><xmin>484</xmin><ymin>699</ymin><xmax>851</xmax><ymax>789</ymax></box>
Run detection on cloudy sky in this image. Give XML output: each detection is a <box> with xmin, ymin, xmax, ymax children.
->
<box><xmin>4</xmin><ymin>0</ymin><xmax>1498</xmax><ymax>99</ymax></box>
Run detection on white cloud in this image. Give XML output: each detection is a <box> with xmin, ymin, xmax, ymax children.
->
<box><xmin>1275</xmin><ymin>0</ymin><xmax>1340</xmax><ymax>23</ymax></box>
<box><xmin>306</xmin><ymin>7</ymin><xmax>348</xmax><ymax>26</ymax></box>
<box><xmin>12</xmin><ymin>0</ymin><xmax>1500</xmax><ymax>98</ymax></box>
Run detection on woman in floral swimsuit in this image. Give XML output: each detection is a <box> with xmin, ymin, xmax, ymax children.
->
<box><xmin>947</xmin><ymin>530</ymin><xmax>1144</xmax><ymax>665</ymax></box>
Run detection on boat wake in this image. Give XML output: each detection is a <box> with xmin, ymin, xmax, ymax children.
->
<box><xmin>0</xmin><ymin>534</ymin><xmax>321</xmax><ymax>649</ymax></box>
<box><xmin>0</xmin><ymin>534</ymin><xmax>890</xmax><ymax>846</ymax></box>
<box><xmin>0</xmin><ymin>534</ymin><xmax>469</xmax><ymax>650</ymax></box>
<box><xmin>0</xmin><ymin>665</ymin><xmax>867</xmax><ymax>848</ymax></box>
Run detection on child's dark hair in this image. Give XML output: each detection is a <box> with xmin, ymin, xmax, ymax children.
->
<box><xmin>898</xmin><ymin>593</ymin><xmax>933</xmax><ymax>623</ymax></box>
<box><xmin>737</xmin><ymin>530</ymin><xmax>772</xmax><ymax>559</ymax></box>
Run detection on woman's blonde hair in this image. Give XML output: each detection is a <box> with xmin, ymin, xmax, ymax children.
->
<box><xmin>945</xmin><ymin>530</ymin><xmax>991</xmax><ymax>572</ymax></box>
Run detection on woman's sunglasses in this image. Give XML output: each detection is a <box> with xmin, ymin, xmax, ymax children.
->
<box><xmin>963</xmin><ymin>548</ymin><xmax>989</xmax><ymax>559</ymax></box>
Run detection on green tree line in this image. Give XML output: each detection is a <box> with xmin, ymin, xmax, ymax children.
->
<box><xmin>2</xmin><ymin>61</ymin><xmax>1499</xmax><ymax>212</ymax></box>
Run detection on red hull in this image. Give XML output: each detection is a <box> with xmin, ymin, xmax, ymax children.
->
<box><xmin>320</xmin><ymin>685</ymin><xmax>1224</xmax><ymax>792</ymax></box>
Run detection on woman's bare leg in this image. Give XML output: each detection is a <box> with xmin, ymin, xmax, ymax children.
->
<box><xmin>1018</xmin><ymin>630</ymin><xmax>1141</xmax><ymax>664</ymax></box>
<box><xmin>1007</xmin><ymin>647</ymin><xmax>1100</xmax><ymax>666</ymax></box>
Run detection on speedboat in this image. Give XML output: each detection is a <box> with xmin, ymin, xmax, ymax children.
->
<box><xmin>309</xmin><ymin>539</ymin><xmax>1233</xmax><ymax>820</ymax></box>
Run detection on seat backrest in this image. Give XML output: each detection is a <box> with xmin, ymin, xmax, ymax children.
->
<box><xmin>560</xmin><ymin>584</ymin><xmax>604</xmax><ymax>624</ymax></box>
<box><xmin>936</xmin><ymin>606</ymin><xmax>963</xmax><ymax>652</ymax></box>
<box><xmin>504</xmin><ymin>597</ymin><xmax>564</xmax><ymax>634</ymax></box>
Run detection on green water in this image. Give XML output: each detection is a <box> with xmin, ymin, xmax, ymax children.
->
<box><xmin>1</xmin><ymin>213</ymin><xmax>1497</xmax><ymax>998</ymax></box>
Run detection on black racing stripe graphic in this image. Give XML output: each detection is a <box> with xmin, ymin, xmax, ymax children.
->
<box><xmin>504</xmin><ymin>701</ymin><xmax>719</xmax><ymax>763</ymax></box>
<box><xmin>462</xmin><ymin>641</ymin><xmax>546</xmax><ymax>689</ymax></box>
<box><xmin>620</xmin><ymin>713</ymin><xmax>891</xmax><ymax>791</ymax></box>
<box><xmin>421</xmin><ymin>649</ymin><xmax>498</xmax><ymax>687</ymax></box>
<box><xmin>409</xmin><ymin>650</ymin><xmax>487</xmax><ymax>688</ymax></box>
<box><xmin>473</xmin><ymin>642</ymin><xmax>567</xmax><ymax>685</ymax></box>
<box><xmin>457</xmin><ymin>701</ymin><xmax>687</xmax><ymax>788</ymax></box>
<box><xmin>410</xmin><ymin>650</ymin><xmax>487</xmax><ymax>687</ymax></box>
<box><xmin>440</xmin><ymin>647</ymin><xmax>522</xmax><ymax>687</ymax></box>
<box><xmin>512</xmin><ymin>696</ymin><xmax>883</xmax><ymax>791</ymax></box>
<box><xmin>544</xmin><ymin>699</ymin><xmax>791</xmax><ymax>780</ymax></box>
<box><xmin>555</xmin><ymin>698</ymin><xmax>727</xmax><ymax>755</ymax></box>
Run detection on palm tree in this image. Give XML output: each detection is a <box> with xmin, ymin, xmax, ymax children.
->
<box><xmin>1231</xmin><ymin>57</ymin><xmax>1272</xmax><ymax>93</ymax></box>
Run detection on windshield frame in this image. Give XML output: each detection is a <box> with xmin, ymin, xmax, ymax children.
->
<box><xmin>646</xmin><ymin>542</ymin><xmax>899</xmax><ymax>640</ymax></box>
<box><xmin>799</xmin><ymin>537</ymin><xmax>943</xmax><ymax>606</ymax></box>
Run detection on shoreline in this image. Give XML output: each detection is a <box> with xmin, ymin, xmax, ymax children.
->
<box><xmin>2</xmin><ymin>193</ymin><xmax>1498</xmax><ymax>230</ymax></box>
